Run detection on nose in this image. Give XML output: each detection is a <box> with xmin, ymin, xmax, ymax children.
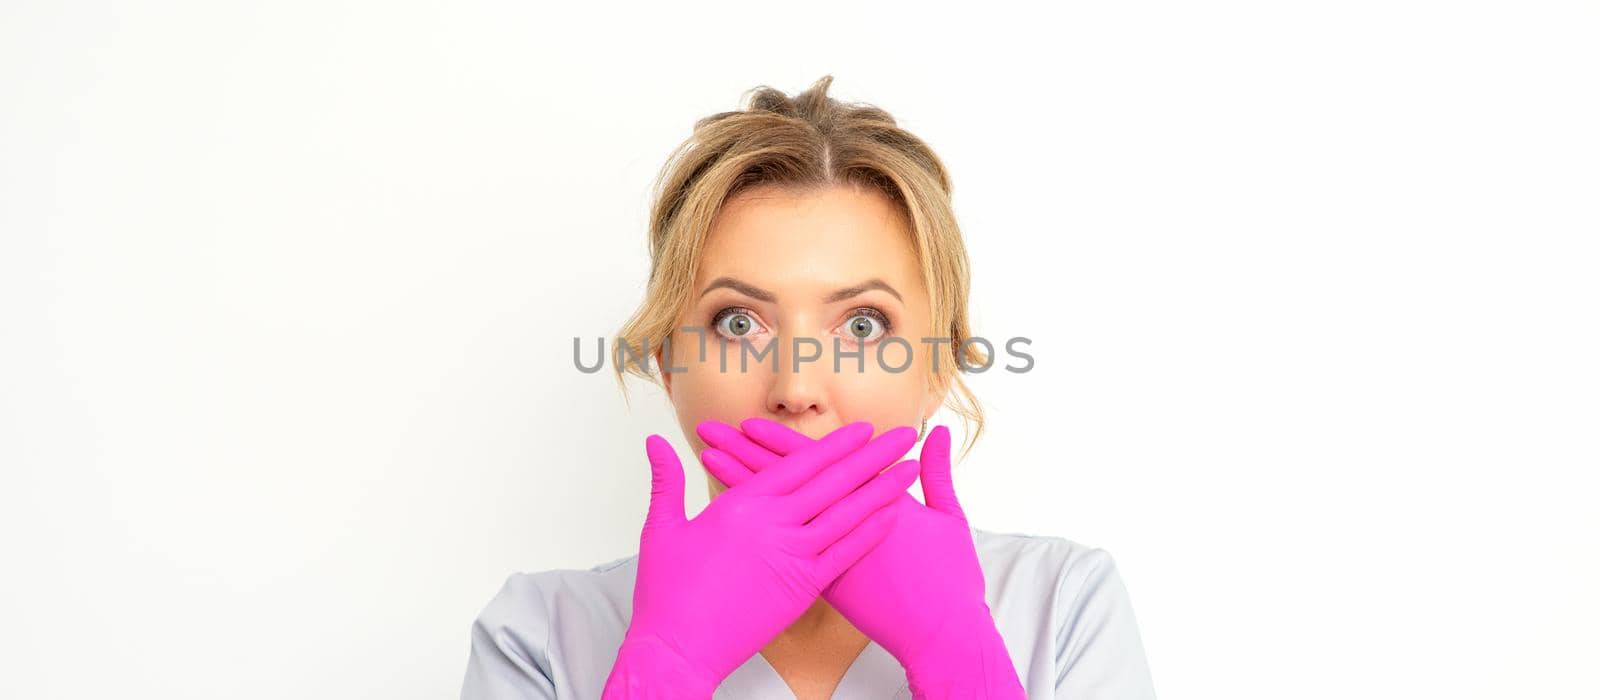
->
<box><xmin>765</xmin><ymin>333</ymin><xmax>827</xmax><ymax>419</ymax></box>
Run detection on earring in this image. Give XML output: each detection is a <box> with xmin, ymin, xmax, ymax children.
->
<box><xmin>919</xmin><ymin>417</ymin><xmax>928</xmax><ymax>439</ymax></box>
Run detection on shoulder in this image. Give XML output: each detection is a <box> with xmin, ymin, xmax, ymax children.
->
<box><xmin>972</xmin><ymin>528</ymin><xmax>1156</xmax><ymax>698</ymax></box>
<box><xmin>972</xmin><ymin>526</ymin><xmax>1121</xmax><ymax>606</ymax></box>
<box><xmin>475</xmin><ymin>554</ymin><xmax>639</xmax><ymax>635</ymax></box>
<box><xmin>971</xmin><ymin>526</ymin><xmax>1138</xmax><ymax>634</ymax></box>
<box><xmin>462</xmin><ymin>555</ymin><xmax>639</xmax><ymax>698</ymax></box>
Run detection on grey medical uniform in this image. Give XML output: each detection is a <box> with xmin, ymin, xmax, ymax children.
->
<box><xmin>461</xmin><ymin>527</ymin><xmax>1157</xmax><ymax>698</ymax></box>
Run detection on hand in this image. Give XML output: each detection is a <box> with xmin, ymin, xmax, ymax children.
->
<box><xmin>602</xmin><ymin>422</ymin><xmax>921</xmax><ymax>699</ymax></box>
<box><xmin>696</xmin><ymin>420</ymin><xmax>1026</xmax><ymax>699</ymax></box>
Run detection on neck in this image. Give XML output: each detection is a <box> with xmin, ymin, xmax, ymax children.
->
<box><xmin>764</xmin><ymin>596</ymin><xmax>866</xmax><ymax>650</ymax></box>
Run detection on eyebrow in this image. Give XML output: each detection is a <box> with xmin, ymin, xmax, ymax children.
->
<box><xmin>698</xmin><ymin>276</ymin><xmax>904</xmax><ymax>304</ymax></box>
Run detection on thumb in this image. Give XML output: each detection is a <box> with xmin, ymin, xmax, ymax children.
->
<box><xmin>643</xmin><ymin>434</ymin><xmax>686</xmax><ymax>527</ymax></box>
<box><xmin>918</xmin><ymin>425</ymin><xmax>967</xmax><ymax>521</ymax></box>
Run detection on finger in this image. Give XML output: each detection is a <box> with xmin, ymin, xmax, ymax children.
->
<box><xmin>740</xmin><ymin>421</ymin><xmax>874</xmax><ymax>497</ymax></box>
<box><xmin>812</xmin><ymin>497</ymin><xmax>900</xmax><ymax>584</ymax></box>
<box><xmin>797</xmin><ymin>459</ymin><xmax>919</xmax><ymax>553</ymax></box>
<box><xmin>781</xmin><ymin>426</ymin><xmax>918</xmax><ymax>523</ymax></box>
<box><xmin>739</xmin><ymin>418</ymin><xmax>815</xmax><ymax>461</ymax></box>
<box><xmin>700</xmin><ymin>447</ymin><xmax>755</xmax><ymax>489</ymax></box>
<box><xmin>643</xmin><ymin>434</ymin><xmax>686</xmax><ymax>526</ymax></box>
<box><xmin>696</xmin><ymin>420</ymin><xmax>784</xmax><ymax>471</ymax></box>
<box><xmin>918</xmin><ymin>425</ymin><xmax>967</xmax><ymax>520</ymax></box>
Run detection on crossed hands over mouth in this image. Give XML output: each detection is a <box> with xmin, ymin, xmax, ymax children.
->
<box><xmin>601</xmin><ymin>419</ymin><xmax>1025</xmax><ymax>700</ymax></box>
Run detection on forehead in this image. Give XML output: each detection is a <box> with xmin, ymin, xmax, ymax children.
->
<box><xmin>697</xmin><ymin>185</ymin><xmax>922</xmax><ymax>292</ymax></box>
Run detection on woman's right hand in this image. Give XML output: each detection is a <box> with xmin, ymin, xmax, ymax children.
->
<box><xmin>601</xmin><ymin>421</ymin><xmax>921</xmax><ymax>699</ymax></box>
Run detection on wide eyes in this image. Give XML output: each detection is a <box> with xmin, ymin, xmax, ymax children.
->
<box><xmin>841</xmin><ymin>309</ymin><xmax>890</xmax><ymax>343</ymax></box>
<box><xmin>712</xmin><ymin>308</ymin><xmax>762</xmax><ymax>340</ymax></box>
<box><xmin>708</xmin><ymin>307</ymin><xmax>892</xmax><ymax>343</ymax></box>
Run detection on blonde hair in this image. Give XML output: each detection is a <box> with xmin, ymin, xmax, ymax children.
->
<box><xmin>611</xmin><ymin>75</ymin><xmax>989</xmax><ymax>459</ymax></box>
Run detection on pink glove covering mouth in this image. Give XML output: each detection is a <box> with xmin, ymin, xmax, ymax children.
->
<box><xmin>695</xmin><ymin>418</ymin><xmax>1027</xmax><ymax>700</ymax></box>
<box><xmin>602</xmin><ymin>421</ymin><xmax>923</xmax><ymax>699</ymax></box>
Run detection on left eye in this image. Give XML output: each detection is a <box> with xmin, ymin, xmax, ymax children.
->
<box><xmin>841</xmin><ymin>312</ymin><xmax>887</xmax><ymax>342</ymax></box>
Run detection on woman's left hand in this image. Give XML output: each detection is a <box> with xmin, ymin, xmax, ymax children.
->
<box><xmin>696</xmin><ymin>419</ymin><xmax>1027</xmax><ymax>699</ymax></box>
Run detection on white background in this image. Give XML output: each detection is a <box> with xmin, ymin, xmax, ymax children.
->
<box><xmin>3</xmin><ymin>2</ymin><xmax>1596</xmax><ymax>698</ymax></box>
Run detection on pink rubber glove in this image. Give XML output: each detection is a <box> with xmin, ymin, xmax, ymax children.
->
<box><xmin>696</xmin><ymin>420</ymin><xmax>1025</xmax><ymax>700</ymax></box>
<box><xmin>602</xmin><ymin>422</ymin><xmax>922</xmax><ymax>699</ymax></box>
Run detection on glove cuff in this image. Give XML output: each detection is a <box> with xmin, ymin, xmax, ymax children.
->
<box><xmin>601</xmin><ymin>634</ymin><xmax>722</xmax><ymax>700</ymax></box>
<box><xmin>901</xmin><ymin>606</ymin><xmax>1026</xmax><ymax>700</ymax></box>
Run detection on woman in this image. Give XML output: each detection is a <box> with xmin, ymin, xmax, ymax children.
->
<box><xmin>461</xmin><ymin>76</ymin><xmax>1157</xmax><ymax>699</ymax></box>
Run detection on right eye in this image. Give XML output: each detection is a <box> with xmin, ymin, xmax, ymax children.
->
<box><xmin>711</xmin><ymin>307</ymin><xmax>768</xmax><ymax>341</ymax></box>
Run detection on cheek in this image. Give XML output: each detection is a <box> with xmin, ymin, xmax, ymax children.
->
<box><xmin>672</xmin><ymin>367</ymin><xmax>760</xmax><ymax>408</ymax></box>
<box><xmin>665</xmin><ymin>361</ymin><xmax>768</xmax><ymax>444</ymax></box>
<box><xmin>860</xmin><ymin>337</ymin><xmax>937</xmax><ymax>387</ymax></box>
<box><xmin>831</xmin><ymin>352</ymin><xmax>929</xmax><ymax>425</ymax></box>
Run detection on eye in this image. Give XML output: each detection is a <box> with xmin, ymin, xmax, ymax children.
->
<box><xmin>710</xmin><ymin>307</ymin><xmax>767</xmax><ymax>341</ymax></box>
<box><xmin>839</xmin><ymin>307</ymin><xmax>892</xmax><ymax>343</ymax></box>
